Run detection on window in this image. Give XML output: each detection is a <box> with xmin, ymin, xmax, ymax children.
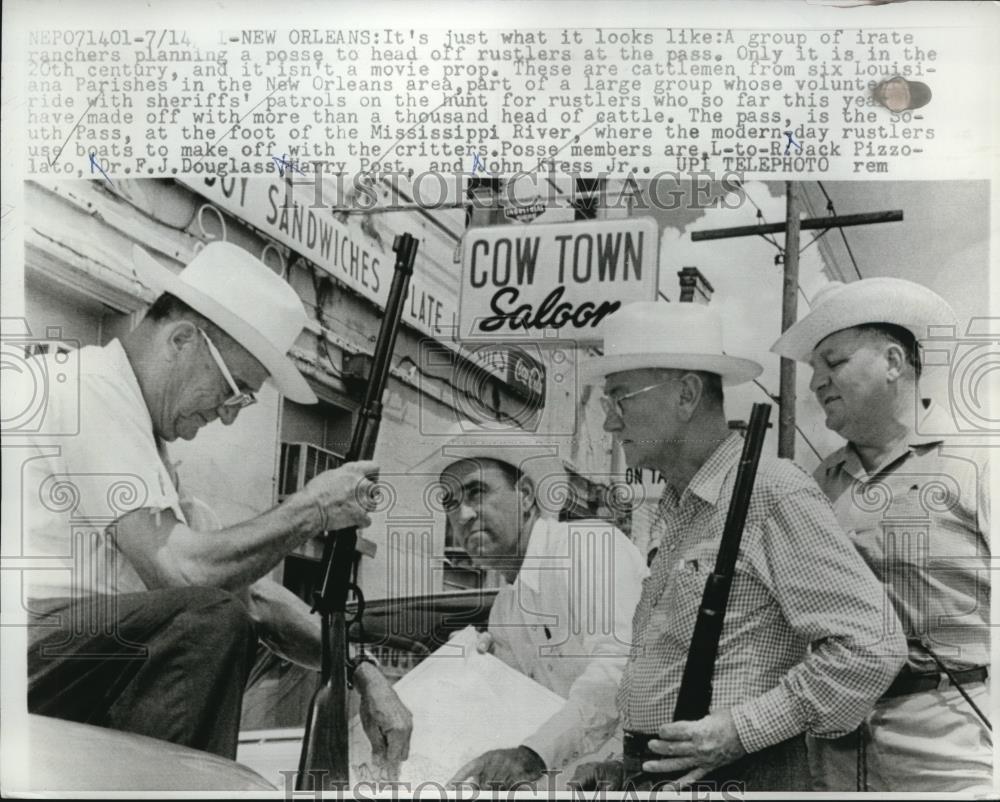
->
<box><xmin>278</xmin><ymin>395</ymin><xmax>355</xmax><ymax>600</ymax></box>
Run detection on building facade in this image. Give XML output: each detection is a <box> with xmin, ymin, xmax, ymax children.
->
<box><xmin>22</xmin><ymin>176</ymin><xmax>629</xmax><ymax>611</ymax></box>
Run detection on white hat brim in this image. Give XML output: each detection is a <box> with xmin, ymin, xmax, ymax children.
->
<box><xmin>771</xmin><ymin>279</ymin><xmax>957</xmax><ymax>362</ymax></box>
<box><xmin>580</xmin><ymin>353</ymin><xmax>763</xmax><ymax>386</ymax></box>
<box><xmin>132</xmin><ymin>245</ymin><xmax>317</xmax><ymax>403</ymax></box>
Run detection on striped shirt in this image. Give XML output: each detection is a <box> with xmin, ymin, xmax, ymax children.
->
<box><xmin>815</xmin><ymin>435</ymin><xmax>990</xmax><ymax>673</ymax></box>
<box><xmin>617</xmin><ymin>433</ymin><xmax>906</xmax><ymax>754</ymax></box>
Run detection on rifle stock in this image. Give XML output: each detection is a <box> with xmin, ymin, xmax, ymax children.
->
<box><xmin>296</xmin><ymin>233</ymin><xmax>419</xmax><ymax>790</ymax></box>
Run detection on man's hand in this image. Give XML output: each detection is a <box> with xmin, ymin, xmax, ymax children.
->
<box><xmin>644</xmin><ymin>710</ymin><xmax>747</xmax><ymax>787</ymax></box>
<box><xmin>301</xmin><ymin>460</ymin><xmax>380</xmax><ymax>531</ymax></box>
<box><xmin>354</xmin><ymin>662</ymin><xmax>412</xmax><ymax>780</ymax></box>
<box><xmin>449</xmin><ymin>746</ymin><xmax>546</xmax><ymax>789</ymax></box>
<box><xmin>568</xmin><ymin>760</ymin><xmax>625</xmax><ymax>791</ymax></box>
<box><xmin>446</xmin><ymin>628</ymin><xmax>493</xmax><ymax>654</ymax></box>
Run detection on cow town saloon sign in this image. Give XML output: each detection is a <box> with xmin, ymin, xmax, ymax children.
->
<box><xmin>459</xmin><ymin>218</ymin><xmax>659</xmax><ymax>343</ymax></box>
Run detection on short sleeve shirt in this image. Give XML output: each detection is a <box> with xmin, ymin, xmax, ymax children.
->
<box><xmin>19</xmin><ymin>340</ymin><xmax>186</xmax><ymax>600</ymax></box>
<box><xmin>814</xmin><ymin>436</ymin><xmax>990</xmax><ymax>672</ymax></box>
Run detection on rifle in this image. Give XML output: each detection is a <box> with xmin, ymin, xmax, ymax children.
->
<box><xmin>673</xmin><ymin>402</ymin><xmax>772</xmax><ymax>723</ymax></box>
<box><xmin>296</xmin><ymin>233</ymin><xmax>419</xmax><ymax>791</ymax></box>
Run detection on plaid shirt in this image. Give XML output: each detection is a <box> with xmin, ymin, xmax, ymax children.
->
<box><xmin>815</xmin><ymin>434</ymin><xmax>990</xmax><ymax>673</ymax></box>
<box><xmin>617</xmin><ymin>433</ymin><xmax>906</xmax><ymax>754</ymax></box>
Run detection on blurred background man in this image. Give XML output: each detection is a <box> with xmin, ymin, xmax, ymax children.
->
<box><xmin>431</xmin><ymin>427</ymin><xmax>646</xmax><ymax>789</ymax></box>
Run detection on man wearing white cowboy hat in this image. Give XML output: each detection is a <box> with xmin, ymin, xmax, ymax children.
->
<box><xmin>571</xmin><ymin>302</ymin><xmax>905</xmax><ymax>792</ymax></box>
<box><xmin>412</xmin><ymin>423</ymin><xmax>646</xmax><ymax>789</ymax></box>
<box><xmin>772</xmin><ymin>277</ymin><xmax>992</xmax><ymax>793</ymax></box>
<box><xmin>23</xmin><ymin>242</ymin><xmax>411</xmax><ymax>773</ymax></box>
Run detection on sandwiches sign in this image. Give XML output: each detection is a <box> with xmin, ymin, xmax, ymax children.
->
<box><xmin>459</xmin><ymin>218</ymin><xmax>659</xmax><ymax>343</ymax></box>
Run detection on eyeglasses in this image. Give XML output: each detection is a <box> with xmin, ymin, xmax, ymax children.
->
<box><xmin>199</xmin><ymin>329</ymin><xmax>257</xmax><ymax>409</ymax></box>
<box><xmin>599</xmin><ymin>380</ymin><xmax>673</xmax><ymax>419</ymax></box>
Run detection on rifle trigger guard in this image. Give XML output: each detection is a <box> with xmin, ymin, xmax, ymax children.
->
<box><xmin>347</xmin><ymin>583</ymin><xmax>366</xmax><ymax>628</ymax></box>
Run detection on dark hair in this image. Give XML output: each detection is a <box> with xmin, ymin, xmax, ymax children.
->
<box><xmin>146</xmin><ymin>292</ymin><xmax>199</xmax><ymax>322</ymax></box>
<box><xmin>443</xmin><ymin>457</ymin><xmax>525</xmax><ymax>488</ymax></box>
<box><xmin>695</xmin><ymin>370</ymin><xmax>724</xmax><ymax>407</ymax></box>
<box><xmin>494</xmin><ymin>460</ymin><xmax>526</xmax><ymax>490</ymax></box>
<box><xmin>856</xmin><ymin>323</ymin><xmax>921</xmax><ymax>377</ymax></box>
<box><xmin>144</xmin><ymin>293</ymin><xmax>230</xmax><ymax>344</ymax></box>
<box><xmin>439</xmin><ymin>458</ymin><xmax>530</xmax><ymax>512</ymax></box>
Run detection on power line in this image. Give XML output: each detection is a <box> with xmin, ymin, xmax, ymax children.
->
<box><xmin>736</xmin><ymin>181</ymin><xmax>811</xmax><ymax>307</ymax></box>
<box><xmin>752</xmin><ymin>379</ymin><xmax>823</xmax><ymax>461</ymax></box>
<box><xmin>734</xmin><ymin>181</ymin><xmax>783</xmax><ymax>250</ymax></box>
<box><xmin>816</xmin><ymin>181</ymin><xmax>864</xmax><ymax>280</ymax></box>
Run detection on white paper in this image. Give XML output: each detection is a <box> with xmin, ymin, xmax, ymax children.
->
<box><xmin>236</xmin><ymin>628</ymin><xmax>566</xmax><ymax>789</ymax></box>
<box><xmin>349</xmin><ymin>626</ymin><xmax>566</xmax><ymax>785</ymax></box>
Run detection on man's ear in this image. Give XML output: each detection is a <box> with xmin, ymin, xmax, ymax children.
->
<box><xmin>676</xmin><ymin>372</ymin><xmax>703</xmax><ymax>421</ymax></box>
<box><xmin>517</xmin><ymin>474</ymin><xmax>536</xmax><ymax>512</ymax></box>
<box><xmin>884</xmin><ymin>342</ymin><xmax>906</xmax><ymax>382</ymax></box>
<box><xmin>165</xmin><ymin>320</ymin><xmax>199</xmax><ymax>361</ymax></box>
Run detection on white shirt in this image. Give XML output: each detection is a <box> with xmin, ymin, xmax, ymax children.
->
<box><xmin>21</xmin><ymin>340</ymin><xmax>186</xmax><ymax>600</ymax></box>
<box><xmin>487</xmin><ymin>516</ymin><xmax>647</xmax><ymax>771</ymax></box>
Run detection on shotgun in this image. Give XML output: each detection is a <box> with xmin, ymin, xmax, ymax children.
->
<box><xmin>673</xmin><ymin>402</ymin><xmax>772</xmax><ymax>722</ymax></box>
<box><xmin>296</xmin><ymin>233</ymin><xmax>419</xmax><ymax>790</ymax></box>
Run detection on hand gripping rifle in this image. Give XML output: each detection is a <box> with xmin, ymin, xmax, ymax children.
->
<box><xmin>673</xmin><ymin>402</ymin><xmax>772</xmax><ymax>724</ymax></box>
<box><xmin>296</xmin><ymin>233</ymin><xmax>419</xmax><ymax>791</ymax></box>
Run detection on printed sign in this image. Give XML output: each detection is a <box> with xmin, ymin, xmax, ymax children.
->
<box><xmin>467</xmin><ymin>344</ymin><xmax>546</xmax><ymax>405</ymax></box>
<box><xmin>459</xmin><ymin>217</ymin><xmax>659</xmax><ymax>343</ymax></box>
<box><xmin>503</xmin><ymin>198</ymin><xmax>547</xmax><ymax>223</ymax></box>
<box><xmin>178</xmin><ymin>176</ymin><xmax>458</xmax><ymax>339</ymax></box>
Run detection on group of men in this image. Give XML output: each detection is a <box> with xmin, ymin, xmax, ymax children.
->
<box><xmin>21</xmin><ymin>241</ymin><xmax>991</xmax><ymax>793</ymax></box>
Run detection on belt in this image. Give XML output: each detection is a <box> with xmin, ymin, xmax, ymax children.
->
<box><xmin>883</xmin><ymin>665</ymin><xmax>988</xmax><ymax>699</ymax></box>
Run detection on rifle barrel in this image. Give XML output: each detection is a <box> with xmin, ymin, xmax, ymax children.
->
<box><xmin>296</xmin><ymin>233</ymin><xmax>419</xmax><ymax>790</ymax></box>
<box><xmin>673</xmin><ymin>403</ymin><xmax>772</xmax><ymax>724</ymax></box>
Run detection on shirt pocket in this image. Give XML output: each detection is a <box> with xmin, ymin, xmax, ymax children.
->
<box><xmin>655</xmin><ymin>547</ymin><xmax>764</xmax><ymax>650</ymax></box>
<box><xmin>659</xmin><ymin>564</ymin><xmax>709</xmax><ymax>650</ymax></box>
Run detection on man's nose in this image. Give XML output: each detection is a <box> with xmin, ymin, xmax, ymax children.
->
<box><xmin>457</xmin><ymin>500</ymin><xmax>478</xmax><ymax>524</ymax></box>
<box><xmin>808</xmin><ymin>366</ymin><xmax>828</xmax><ymax>394</ymax></box>
<box><xmin>602</xmin><ymin>410</ymin><xmax>622</xmax><ymax>434</ymax></box>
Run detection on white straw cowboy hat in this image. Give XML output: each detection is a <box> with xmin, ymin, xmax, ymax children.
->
<box><xmin>580</xmin><ymin>302</ymin><xmax>762</xmax><ymax>386</ymax></box>
<box><xmin>131</xmin><ymin>242</ymin><xmax>317</xmax><ymax>403</ymax></box>
<box><xmin>416</xmin><ymin>422</ymin><xmax>568</xmax><ymax>518</ymax></box>
<box><xmin>771</xmin><ymin>278</ymin><xmax>957</xmax><ymax>362</ymax></box>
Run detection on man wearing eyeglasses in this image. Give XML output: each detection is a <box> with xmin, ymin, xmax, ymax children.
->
<box><xmin>571</xmin><ymin>302</ymin><xmax>904</xmax><ymax>792</ymax></box>
<box><xmin>21</xmin><ymin>242</ymin><xmax>411</xmax><ymax>778</ymax></box>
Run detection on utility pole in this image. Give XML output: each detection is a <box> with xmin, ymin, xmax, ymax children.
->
<box><xmin>690</xmin><ymin>183</ymin><xmax>903</xmax><ymax>459</ymax></box>
<box><xmin>779</xmin><ymin>182</ymin><xmax>800</xmax><ymax>459</ymax></box>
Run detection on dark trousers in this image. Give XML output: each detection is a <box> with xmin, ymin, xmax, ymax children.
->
<box><xmin>28</xmin><ymin>587</ymin><xmax>258</xmax><ymax>759</ymax></box>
